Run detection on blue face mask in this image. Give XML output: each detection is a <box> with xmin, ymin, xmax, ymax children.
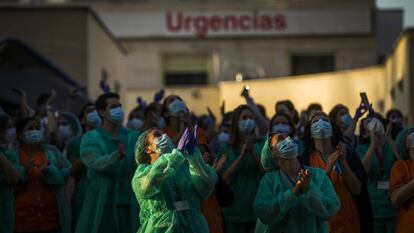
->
<box><xmin>275</xmin><ymin>136</ymin><xmax>298</xmax><ymax>159</ymax></box>
<box><xmin>272</xmin><ymin>124</ymin><xmax>291</xmax><ymax>135</ymax></box>
<box><xmin>108</xmin><ymin>107</ymin><xmax>124</xmax><ymax>125</ymax></box>
<box><xmin>218</xmin><ymin>132</ymin><xmax>230</xmax><ymax>143</ymax></box>
<box><xmin>168</xmin><ymin>99</ymin><xmax>187</xmax><ymax>117</ymax></box>
<box><xmin>340</xmin><ymin>114</ymin><xmax>353</xmax><ymax>127</ymax></box>
<box><xmin>154</xmin><ymin>133</ymin><xmax>174</xmax><ymax>154</ymax></box>
<box><xmin>127</xmin><ymin>118</ymin><xmax>144</xmax><ymax>131</ymax></box>
<box><xmin>238</xmin><ymin>119</ymin><xmax>255</xmax><ymax>135</ymax></box>
<box><xmin>158</xmin><ymin>117</ymin><xmax>167</xmax><ymax>129</ymax></box>
<box><xmin>57</xmin><ymin>125</ymin><xmax>73</xmax><ymax>141</ymax></box>
<box><xmin>24</xmin><ymin>130</ymin><xmax>44</xmax><ymax>145</ymax></box>
<box><xmin>311</xmin><ymin>119</ymin><xmax>333</xmax><ymax>139</ymax></box>
<box><xmin>86</xmin><ymin>110</ymin><xmax>102</xmax><ymax>128</ymax></box>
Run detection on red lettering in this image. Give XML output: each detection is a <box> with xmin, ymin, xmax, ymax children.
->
<box><xmin>166</xmin><ymin>11</ymin><xmax>182</xmax><ymax>32</ymax></box>
<box><xmin>164</xmin><ymin>11</ymin><xmax>288</xmax><ymax>36</ymax></box>
<box><xmin>194</xmin><ymin>16</ymin><xmax>208</xmax><ymax>37</ymax></box>
<box><xmin>184</xmin><ymin>15</ymin><xmax>192</xmax><ymax>31</ymax></box>
<box><xmin>223</xmin><ymin>15</ymin><xmax>237</xmax><ymax>31</ymax></box>
<box><xmin>274</xmin><ymin>14</ymin><xmax>287</xmax><ymax>31</ymax></box>
<box><xmin>239</xmin><ymin>15</ymin><xmax>251</xmax><ymax>31</ymax></box>
<box><xmin>259</xmin><ymin>15</ymin><xmax>272</xmax><ymax>30</ymax></box>
<box><xmin>210</xmin><ymin>16</ymin><xmax>221</xmax><ymax>31</ymax></box>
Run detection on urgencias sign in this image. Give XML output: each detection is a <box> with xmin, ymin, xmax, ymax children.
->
<box><xmin>166</xmin><ymin>11</ymin><xmax>287</xmax><ymax>37</ymax></box>
<box><xmin>98</xmin><ymin>8</ymin><xmax>371</xmax><ymax>38</ymax></box>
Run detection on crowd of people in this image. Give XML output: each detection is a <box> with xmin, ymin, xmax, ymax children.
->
<box><xmin>0</xmin><ymin>85</ymin><xmax>413</xmax><ymax>233</ymax></box>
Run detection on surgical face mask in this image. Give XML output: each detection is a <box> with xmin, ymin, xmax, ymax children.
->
<box><xmin>57</xmin><ymin>125</ymin><xmax>73</xmax><ymax>141</ymax></box>
<box><xmin>275</xmin><ymin>136</ymin><xmax>298</xmax><ymax>159</ymax></box>
<box><xmin>108</xmin><ymin>107</ymin><xmax>124</xmax><ymax>125</ymax></box>
<box><xmin>238</xmin><ymin>119</ymin><xmax>255</xmax><ymax>135</ymax></box>
<box><xmin>367</xmin><ymin>118</ymin><xmax>385</xmax><ymax>135</ymax></box>
<box><xmin>311</xmin><ymin>119</ymin><xmax>333</xmax><ymax>139</ymax></box>
<box><xmin>4</xmin><ymin>127</ymin><xmax>16</xmax><ymax>144</ymax></box>
<box><xmin>218</xmin><ymin>132</ymin><xmax>230</xmax><ymax>143</ymax></box>
<box><xmin>127</xmin><ymin>118</ymin><xmax>144</xmax><ymax>131</ymax></box>
<box><xmin>340</xmin><ymin>114</ymin><xmax>353</xmax><ymax>128</ymax></box>
<box><xmin>24</xmin><ymin>130</ymin><xmax>44</xmax><ymax>145</ymax></box>
<box><xmin>272</xmin><ymin>124</ymin><xmax>291</xmax><ymax>135</ymax></box>
<box><xmin>168</xmin><ymin>99</ymin><xmax>187</xmax><ymax>117</ymax></box>
<box><xmin>158</xmin><ymin>117</ymin><xmax>166</xmax><ymax>129</ymax></box>
<box><xmin>408</xmin><ymin>132</ymin><xmax>414</xmax><ymax>149</ymax></box>
<box><xmin>154</xmin><ymin>133</ymin><xmax>174</xmax><ymax>154</ymax></box>
<box><xmin>86</xmin><ymin>110</ymin><xmax>102</xmax><ymax>128</ymax></box>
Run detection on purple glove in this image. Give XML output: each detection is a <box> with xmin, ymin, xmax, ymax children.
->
<box><xmin>353</xmin><ymin>102</ymin><xmax>367</xmax><ymax>121</ymax></box>
<box><xmin>100</xmin><ymin>80</ymin><xmax>111</xmax><ymax>94</ymax></box>
<box><xmin>137</xmin><ymin>97</ymin><xmax>147</xmax><ymax>110</ymax></box>
<box><xmin>177</xmin><ymin>128</ymin><xmax>190</xmax><ymax>151</ymax></box>
<box><xmin>153</xmin><ymin>89</ymin><xmax>165</xmax><ymax>103</ymax></box>
<box><xmin>185</xmin><ymin>125</ymin><xmax>198</xmax><ymax>154</ymax></box>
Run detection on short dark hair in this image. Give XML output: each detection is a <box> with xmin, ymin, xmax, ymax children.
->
<box><xmin>95</xmin><ymin>92</ymin><xmax>120</xmax><ymax>115</ymax></box>
<box><xmin>15</xmin><ymin>117</ymin><xmax>38</xmax><ymax>135</ymax></box>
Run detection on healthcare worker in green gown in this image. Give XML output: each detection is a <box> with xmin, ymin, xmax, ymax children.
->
<box><xmin>255</xmin><ymin>134</ymin><xmax>340</xmax><ymax>233</ymax></box>
<box><xmin>66</xmin><ymin>103</ymin><xmax>102</xmax><ymax>230</ymax></box>
<box><xmin>12</xmin><ymin>117</ymin><xmax>72</xmax><ymax>233</ymax></box>
<box><xmin>75</xmin><ymin>93</ymin><xmax>140</xmax><ymax>233</ymax></box>
<box><xmin>132</xmin><ymin>126</ymin><xmax>217</xmax><ymax>233</ymax></box>
<box><xmin>217</xmin><ymin>105</ymin><xmax>265</xmax><ymax>233</ymax></box>
<box><xmin>357</xmin><ymin>117</ymin><xmax>400</xmax><ymax>233</ymax></box>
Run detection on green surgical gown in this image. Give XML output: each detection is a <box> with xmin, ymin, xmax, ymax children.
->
<box><xmin>75</xmin><ymin>127</ymin><xmax>140</xmax><ymax>233</ymax></box>
<box><xmin>254</xmin><ymin>167</ymin><xmax>340</xmax><ymax>233</ymax></box>
<box><xmin>132</xmin><ymin>148</ymin><xmax>217</xmax><ymax>233</ymax></box>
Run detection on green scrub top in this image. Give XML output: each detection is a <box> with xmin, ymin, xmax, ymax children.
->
<box><xmin>217</xmin><ymin>139</ymin><xmax>265</xmax><ymax>223</ymax></box>
<box><xmin>254</xmin><ymin>167</ymin><xmax>340</xmax><ymax>233</ymax></box>
<box><xmin>357</xmin><ymin>143</ymin><xmax>397</xmax><ymax>219</ymax></box>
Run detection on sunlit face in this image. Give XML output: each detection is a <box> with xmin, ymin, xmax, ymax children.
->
<box><xmin>145</xmin><ymin>129</ymin><xmax>164</xmax><ymax>163</ymax></box>
<box><xmin>269</xmin><ymin>134</ymin><xmax>299</xmax><ymax>169</ymax></box>
<box><xmin>238</xmin><ymin>108</ymin><xmax>254</xmax><ymax>122</ymax></box>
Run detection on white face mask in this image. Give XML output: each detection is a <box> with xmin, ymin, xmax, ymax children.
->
<box><xmin>311</xmin><ymin>119</ymin><xmax>333</xmax><ymax>139</ymax></box>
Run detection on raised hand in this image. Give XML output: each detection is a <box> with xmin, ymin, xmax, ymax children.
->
<box><xmin>153</xmin><ymin>89</ymin><xmax>165</xmax><ymax>103</ymax></box>
<box><xmin>299</xmin><ymin>169</ymin><xmax>311</xmax><ymax>193</ymax></box>
<box><xmin>213</xmin><ymin>154</ymin><xmax>228</xmax><ymax>173</ymax></box>
<box><xmin>326</xmin><ymin>152</ymin><xmax>339</xmax><ymax>173</ymax></box>
<box><xmin>354</xmin><ymin>101</ymin><xmax>368</xmax><ymax>121</ymax></box>
<box><xmin>177</xmin><ymin>128</ymin><xmax>190</xmax><ymax>151</ymax></box>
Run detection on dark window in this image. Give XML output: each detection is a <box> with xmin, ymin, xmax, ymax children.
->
<box><xmin>165</xmin><ymin>72</ymin><xmax>207</xmax><ymax>85</ymax></box>
<box><xmin>291</xmin><ymin>54</ymin><xmax>335</xmax><ymax>75</ymax></box>
<box><xmin>163</xmin><ymin>54</ymin><xmax>208</xmax><ymax>86</ymax></box>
